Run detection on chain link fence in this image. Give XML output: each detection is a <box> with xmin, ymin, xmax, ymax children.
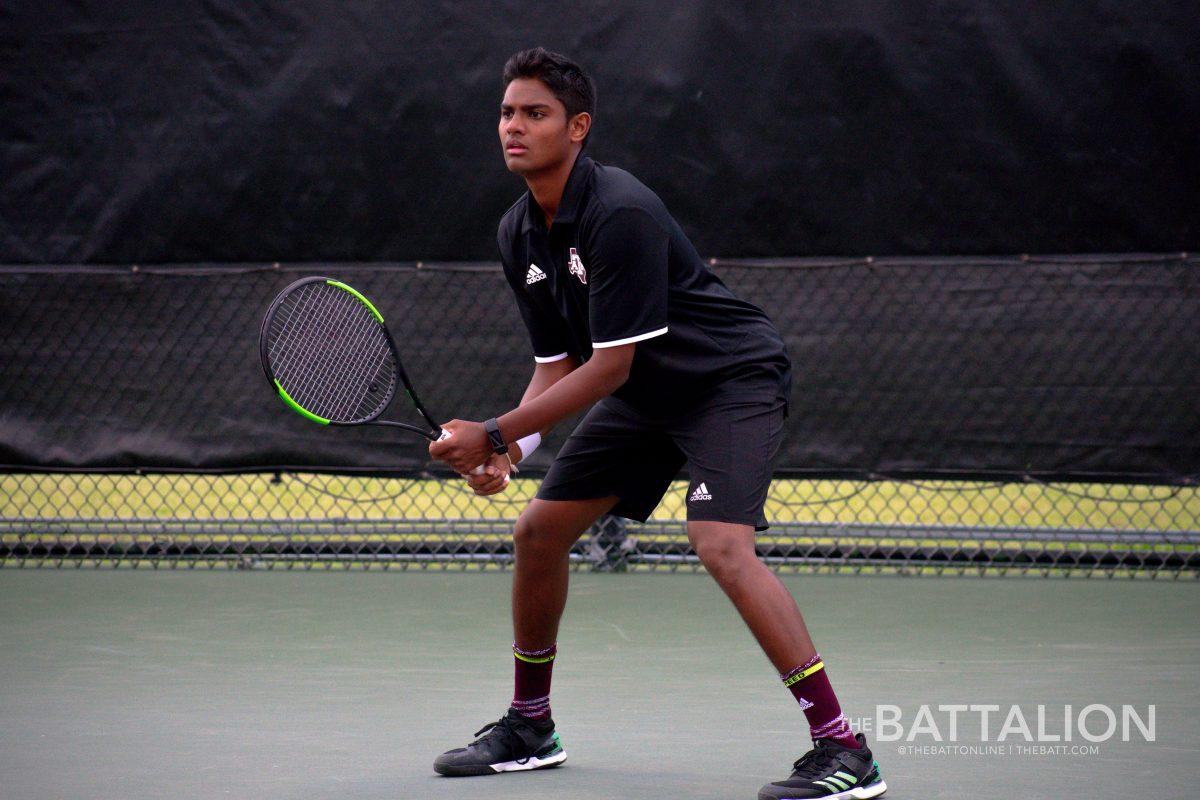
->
<box><xmin>2</xmin><ymin>472</ymin><xmax>1197</xmax><ymax>576</ymax></box>
<box><xmin>2</xmin><ymin>255</ymin><xmax>1197</xmax><ymax>575</ymax></box>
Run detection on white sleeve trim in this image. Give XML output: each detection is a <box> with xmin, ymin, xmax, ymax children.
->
<box><xmin>591</xmin><ymin>326</ymin><xmax>669</xmax><ymax>349</ymax></box>
<box><xmin>534</xmin><ymin>352</ymin><xmax>570</xmax><ymax>363</ymax></box>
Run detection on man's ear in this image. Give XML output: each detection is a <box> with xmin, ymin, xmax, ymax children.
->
<box><xmin>569</xmin><ymin>112</ymin><xmax>592</xmax><ymax>144</ymax></box>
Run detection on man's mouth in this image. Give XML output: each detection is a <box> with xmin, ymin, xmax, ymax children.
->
<box><xmin>506</xmin><ymin>142</ymin><xmax>528</xmax><ymax>154</ymax></box>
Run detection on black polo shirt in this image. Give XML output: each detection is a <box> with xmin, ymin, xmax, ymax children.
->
<box><xmin>497</xmin><ymin>154</ymin><xmax>790</xmax><ymax>417</ymax></box>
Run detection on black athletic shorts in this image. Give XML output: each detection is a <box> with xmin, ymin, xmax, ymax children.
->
<box><xmin>536</xmin><ymin>390</ymin><xmax>787</xmax><ymax>530</ymax></box>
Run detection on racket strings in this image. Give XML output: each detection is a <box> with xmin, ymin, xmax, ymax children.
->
<box><xmin>272</xmin><ymin>284</ymin><xmax>345</xmax><ymax>411</ymax></box>
<box><xmin>272</xmin><ymin>285</ymin><xmax>340</xmax><ymax>408</ymax></box>
<box><xmin>271</xmin><ymin>285</ymin><xmax>339</xmax><ymax>413</ymax></box>
<box><xmin>278</xmin><ymin>287</ymin><xmax>390</xmax><ymax>420</ymax></box>
<box><xmin>268</xmin><ymin>282</ymin><xmax>397</xmax><ymax>423</ymax></box>
<box><xmin>312</xmin><ymin>294</ymin><xmax>381</xmax><ymax>415</ymax></box>
<box><xmin>302</xmin><ymin>287</ymin><xmax>394</xmax><ymax>420</ymax></box>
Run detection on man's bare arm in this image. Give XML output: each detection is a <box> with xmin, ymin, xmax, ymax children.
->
<box><xmin>511</xmin><ymin>356</ymin><xmax>581</xmax><ymax>459</ymax></box>
<box><xmin>459</xmin><ymin>355</ymin><xmax>581</xmax><ymax>496</ymax></box>
<box><xmin>429</xmin><ymin>344</ymin><xmax>635</xmax><ymax>474</ymax></box>
<box><xmin>499</xmin><ymin>344</ymin><xmax>633</xmax><ymax>447</ymax></box>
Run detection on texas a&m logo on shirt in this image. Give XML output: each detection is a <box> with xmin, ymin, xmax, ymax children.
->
<box><xmin>568</xmin><ymin>248</ymin><xmax>587</xmax><ymax>284</ymax></box>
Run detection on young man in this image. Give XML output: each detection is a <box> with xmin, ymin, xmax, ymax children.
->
<box><xmin>428</xmin><ymin>48</ymin><xmax>886</xmax><ymax>800</ymax></box>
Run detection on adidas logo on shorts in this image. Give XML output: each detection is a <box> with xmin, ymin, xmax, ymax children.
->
<box><xmin>526</xmin><ymin>264</ymin><xmax>547</xmax><ymax>285</ymax></box>
<box><xmin>689</xmin><ymin>482</ymin><xmax>713</xmax><ymax>502</ymax></box>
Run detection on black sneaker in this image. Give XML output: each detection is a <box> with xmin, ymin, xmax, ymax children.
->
<box><xmin>433</xmin><ymin>708</ymin><xmax>567</xmax><ymax>776</ymax></box>
<box><xmin>758</xmin><ymin>734</ymin><xmax>886</xmax><ymax>799</ymax></box>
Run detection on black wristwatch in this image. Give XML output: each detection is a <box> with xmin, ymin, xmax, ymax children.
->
<box><xmin>483</xmin><ymin>417</ymin><xmax>508</xmax><ymax>455</ymax></box>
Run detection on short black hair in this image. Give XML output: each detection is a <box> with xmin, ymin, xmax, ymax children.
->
<box><xmin>503</xmin><ymin>47</ymin><xmax>596</xmax><ymax>146</ymax></box>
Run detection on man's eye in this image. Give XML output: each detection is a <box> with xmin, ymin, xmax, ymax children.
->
<box><xmin>501</xmin><ymin>111</ymin><xmax>512</xmax><ymax>119</ymax></box>
<box><xmin>530</xmin><ymin>111</ymin><xmax>543</xmax><ymax>119</ymax></box>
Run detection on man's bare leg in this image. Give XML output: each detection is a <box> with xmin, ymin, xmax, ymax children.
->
<box><xmin>511</xmin><ymin>496</ymin><xmax>619</xmax><ymax>649</ymax></box>
<box><xmin>688</xmin><ymin>520</ymin><xmax>861</xmax><ymax>750</ymax></box>
<box><xmin>433</xmin><ymin>495</ymin><xmax>618</xmax><ymax>776</ymax></box>
<box><xmin>687</xmin><ymin>520</ymin><xmax>816</xmax><ymax>670</ymax></box>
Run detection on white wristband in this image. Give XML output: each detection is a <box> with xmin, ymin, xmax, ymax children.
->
<box><xmin>514</xmin><ymin>432</ymin><xmax>541</xmax><ymax>463</ymax></box>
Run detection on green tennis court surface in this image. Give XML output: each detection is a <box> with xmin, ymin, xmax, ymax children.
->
<box><xmin>1</xmin><ymin>571</ymin><xmax>1195</xmax><ymax>799</ymax></box>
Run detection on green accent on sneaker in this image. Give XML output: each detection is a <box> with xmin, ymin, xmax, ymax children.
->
<box><xmin>813</xmin><ymin>778</ymin><xmax>841</xmax><ymax>793</ymax></box>
<box><xmin>326</xmin><ymin>279</ymin><xmax>384</xmax><ymax>323</ymax></box>
<box><xmin>833</xmin><ymin>770</ymin><xmax>858</xmax><ymax>784</ymax></box>
<box><xmin>825</xmin><ymin>776</ymin><xmax>849</xmax><ymax>791</ymax></box>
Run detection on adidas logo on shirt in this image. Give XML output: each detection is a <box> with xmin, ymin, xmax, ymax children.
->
<box><xmin>796</xmin><ymin>697</ymin><xmax>814</xmax><ymax>710</ymax></box>
<box><xmin>526</xmin><ymin>264</ymin><xmax>547</xmax><ymax>285</ymax></box>
<box><xmin>689</xmin><ymin>482</ymin><xmax>712</xmax><ymax>502</ymax></box>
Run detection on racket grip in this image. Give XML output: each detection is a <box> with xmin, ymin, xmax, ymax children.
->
<box><xmin>436</xmin><ymin>428</ymin><xmax>487</xmax><ymax>476</ymax></box>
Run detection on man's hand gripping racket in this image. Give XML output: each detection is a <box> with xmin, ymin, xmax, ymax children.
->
<box><xmin>259</xmin><ymin>276</ymin><xmax>491</xmax><ymax>479</ymax></box>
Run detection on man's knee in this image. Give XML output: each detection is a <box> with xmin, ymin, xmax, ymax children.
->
<box><xmin>689</xmin><ymin>524</ymin><xmax>757</xmax><ymax>582</ymax></box>
<box><xmin>513</xmin><ymin>508</ymin><xmax>553</xmax><ymax>552</ymax></box>
<box><xmin>514</xmin><ymin>497</ymin><xmax>617</xmax><ymax>554</ymax></box>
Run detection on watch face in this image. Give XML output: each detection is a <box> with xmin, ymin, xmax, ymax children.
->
<box><xmin>485</xmin><ymin>419</ymin><xmax>507</xmax><ymax>453</ymax></box>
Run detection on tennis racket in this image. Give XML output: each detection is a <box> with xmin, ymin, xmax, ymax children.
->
<box><xmin>259</xmin><ymin>277</ymin><xmax>483</xmax><ymax>472</ymax></box>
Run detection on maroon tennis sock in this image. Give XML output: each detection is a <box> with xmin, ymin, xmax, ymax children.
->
<box><xmin>782</xmin><ymin>654</ymin><xmax>861</xmax><ymax>749</ymax></box>
<box><xmin>510</xmin><ymin>642</ymin><xmax>556</xmax><ymax>721</ymax></box>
